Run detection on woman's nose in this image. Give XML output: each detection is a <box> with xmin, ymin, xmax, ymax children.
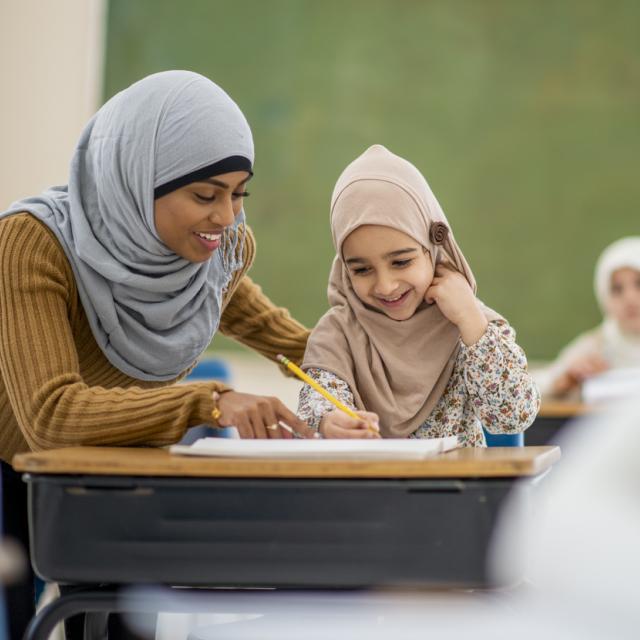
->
<box><xmin>211</xmin><ymin>194</ymin><xmax>236</xmax><ymax>227</ymax></box>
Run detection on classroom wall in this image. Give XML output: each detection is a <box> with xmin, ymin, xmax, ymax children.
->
<box><xmin>7</xmin><ymin>0</ymin><xmax>637</xmax><ymax>361</ymax></box>
<box><xmin>0</xmin><ymin>0</ymin><xmax>106</xmax><ymax>207</ymax></box>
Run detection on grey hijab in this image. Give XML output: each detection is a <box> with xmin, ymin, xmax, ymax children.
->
<box><xmin>0</xmin><ymin>70</ymin><xmax>254</xmax><ymax>380</ymax></box>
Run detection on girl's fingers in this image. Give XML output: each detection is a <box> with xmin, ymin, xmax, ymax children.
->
<box><xmin>355</xmin><ymin>411</ymin><xmax>380</xmax><ymax>425</ymax></box>
<box><xmin>327</xmin><ymin>425</ymin><xmax>377</xmax><ymax>439</ymax></box>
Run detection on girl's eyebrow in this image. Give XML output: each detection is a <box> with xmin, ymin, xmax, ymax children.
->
<box><xmin>345</xmin><ymin>248</ymin><xmax>417</xmax><ymax>265</ymax></box>
<box><xmin>384</xmin><ymin>248</ymin><xmax>418</xmax><ymax>259</ymax></box>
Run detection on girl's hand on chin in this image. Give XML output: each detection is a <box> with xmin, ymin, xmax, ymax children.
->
<box><xmin>424</xmin><ymin>262</ymin><xmax>488</xmax><ymax>345</ymax></box>
<box><xmin>319</xmin><ymin>410</ymin><xmax>381</xmax><ymax>439</ymax></box>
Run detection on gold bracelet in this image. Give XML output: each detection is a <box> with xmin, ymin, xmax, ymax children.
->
<box><xmin>211</xmin><ymin>390</ymin><xmax>222</xmax><ymax>422</ymax></box>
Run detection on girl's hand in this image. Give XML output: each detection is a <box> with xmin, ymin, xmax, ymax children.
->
<box><xmin>425</xmin><ymin>263</ymin><xmax>488</xmax><ymax>345</ymax></box>
<box><xmin>551</xmin><ymin>355</ymin><xmax>610</xmax><ymax>396</ymax></box>
<box><xmin>216</xmin><ymin>391</ymin><xmax>317</xmax><ymax>439</ymax></box>
<box><xmin>319</xmin><ymin>410</ymin><xmax>381</xmax><ymax>439</ymax></box>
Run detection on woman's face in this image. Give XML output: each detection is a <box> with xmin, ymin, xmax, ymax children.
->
<box><xmin>342</xmin><ymin>224</ymin><xmax>434</xmax><ymax>321</ymax></box>
<box><xmin>606</xmin><ymin>267</ymin><xmax>640</xmax><ymax>334</ymax></box>
<box><xmin>154</xmin><ymin>170</ymin><xmax>251</xmax><ymax>262</ymax></box>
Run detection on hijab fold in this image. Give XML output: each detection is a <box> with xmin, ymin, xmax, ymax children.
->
<box><xmin>303</xmin><ymin>144</ymin><xmax>499</xmax><ymax>438</ymax></box>
<box><xmin>0</xmin><ymin>71</ymin><xmax>254</xmax><ymax>380</ymax></box>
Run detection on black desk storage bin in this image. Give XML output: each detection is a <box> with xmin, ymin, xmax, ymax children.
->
<box><xmin>26</xmin><ymin>474</ymin><xmax>521</xmax><ymax>588</ymax></box>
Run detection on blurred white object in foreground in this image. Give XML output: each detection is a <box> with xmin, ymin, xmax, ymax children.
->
<box><xmin>491</xmin><ymin>398</ymin><xmax>640</xmax><ymax>638</ymax></box>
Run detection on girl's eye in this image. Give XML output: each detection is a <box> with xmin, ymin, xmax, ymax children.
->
<box><xmin>611</xmin><ymin>284</ymin><xmax>623</xmax><ymax>295</ymax></box>
<box><xmin>352</xmin><ymin>267</ymin><xmax>371</xmax><ymax>276</ymax></box>
<box><xmin>393</xmin><ymin>259</ymin><xmax>413</xmax><ymax>268</ymax></box>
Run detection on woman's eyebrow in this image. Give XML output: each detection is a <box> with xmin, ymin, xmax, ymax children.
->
<box><xmin>195</xmin><ymin>176</ymin><xmax>252</xmax><ymax>189</ymax></box>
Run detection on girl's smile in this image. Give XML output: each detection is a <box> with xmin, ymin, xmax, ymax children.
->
<box><xmin>375</xmin><ymin>289</ymin><xmax>412</xmax><ymax>308</ymax></box>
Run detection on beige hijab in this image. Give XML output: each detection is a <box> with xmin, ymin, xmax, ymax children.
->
<box><xmin>303</xmin><ymin>144</ymin><xmax>499</xmax><ymax>438</ymax></box>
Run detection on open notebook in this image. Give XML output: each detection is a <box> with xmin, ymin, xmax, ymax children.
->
<box><xmin>170</xmin><ymin>435</ymin><xmax>460</xmax><ymax>460</ymax></box>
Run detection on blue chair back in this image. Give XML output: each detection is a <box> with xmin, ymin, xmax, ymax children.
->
<box><xmin>183</xmin><ymin>357</ymin><xmax>236</xmax><ymax>440</ymax></box>
<box><xmin>483</xmin><ymin>429</ymin><xmax>524</xmax><ymax>447</ymax></box>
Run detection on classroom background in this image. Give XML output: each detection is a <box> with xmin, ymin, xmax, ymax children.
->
<box><xmin>1</xmin><ymin>0</ymin><xmax>639</xmax><ymax>369</ymax></box>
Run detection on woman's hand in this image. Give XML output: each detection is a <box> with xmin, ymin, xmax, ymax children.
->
<box><xmin>215</xmin><ymin>391</ymin><xmax>317</xmax><ymax>439</ymax></box>
<box><xmin>425</xmin><ymin>263</ymin><xmax>488</xmax><ymax>345</ymax></box>
<box><xmin>551</xmin><ymin>355</ymin><xmax>610</xmax><ymax>396</ymax></box>
<box><xmin>319</xmin><ymin>410</ymin><xmax>381</xmax><ymax>439</ymax></box>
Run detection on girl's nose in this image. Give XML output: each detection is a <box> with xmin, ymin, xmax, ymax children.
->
<box><xmin>374</xmin><ymin>273</ymin><xmax>398</xmax><ymax>296</ymax></box>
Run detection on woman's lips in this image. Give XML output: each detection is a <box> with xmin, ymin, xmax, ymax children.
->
<box><xmin>376</xmin><ymin>290</ymin><xmax>411</xmax><ymax>308</ymax></box>
<box><xmin>194</xmin><ymin>231</ymin><xmax>222</xmax><ymax>251</ymax></box>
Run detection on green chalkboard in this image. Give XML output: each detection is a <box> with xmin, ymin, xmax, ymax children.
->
<box><xmin>105</xmin><ymin>0</ymin><xmax>640</xmax><ymax>359</ymax></box>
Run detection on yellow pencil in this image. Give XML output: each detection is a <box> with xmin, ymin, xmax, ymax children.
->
<box><xmin>276</xmin><ymin>354</ymin><xmax>379</xmax><ymax>435</ymax></box>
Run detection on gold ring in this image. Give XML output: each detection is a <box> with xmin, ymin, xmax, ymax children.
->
<box><xmin>266</xmin><ymin>424</ymin><xmax>279</xmax><ymax>431</ymax></box>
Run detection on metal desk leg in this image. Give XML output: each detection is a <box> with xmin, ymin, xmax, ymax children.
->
<box><xmin>22</xmin><ymin>587</ymin><xmax>118</xmax><ymax>640</ymax></box>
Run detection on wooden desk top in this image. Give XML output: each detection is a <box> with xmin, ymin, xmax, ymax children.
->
<box><xmin>13</xmin><ymin>445</ymin><xmax>560</xmax><ymax>479</ymax></box>
<box><xmin>537</xmin><ymin>401</ymin><xmax>596</xmax><ymax>418</ymax></box>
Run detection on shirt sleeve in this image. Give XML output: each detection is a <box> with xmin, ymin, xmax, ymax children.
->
<box><xmin>459</xmin><ymin>320</ymin><xmax>541</xmax><ymax>434</ymax></box>
<box><xmin>296</xmin><ymin>368</ymin><xmax>356</xmax><ymax>430</ymax></box>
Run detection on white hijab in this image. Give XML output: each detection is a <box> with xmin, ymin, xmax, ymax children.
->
<box><xmin>594</xmin><ymin>237</ymin><xmax>640</xmax><ymax>368</ymax></box>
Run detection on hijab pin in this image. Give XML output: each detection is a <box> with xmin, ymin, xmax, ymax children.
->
<box><xmin>429</xmin><ymin>221</ymin><xmax>449</xmax><ymax>245</ymax></box>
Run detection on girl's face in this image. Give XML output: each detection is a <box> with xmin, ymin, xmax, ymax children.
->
<box><xmin>342</xmin><ymin>224</ymin><xmax>434</xmax><ymax>321</ymax></box>
<box><xmin>606</xmin><ymin>267</ymin><xmax>640</xmax><ymax>334</ymax></box>
<box><xmin>154</xmin><ymin>170</ymin><xmax>251</xmax><ymax>262</ymax></box>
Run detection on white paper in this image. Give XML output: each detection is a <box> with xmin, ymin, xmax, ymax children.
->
<box><xmin>169</xmin><ymin>435</ymin><xmax>460</xmax><ymax>460</ymax></box>
<box><xmin>582</xmin><ymin>367</ymin><xmax>640</xmax><ymax>404</ymax></box>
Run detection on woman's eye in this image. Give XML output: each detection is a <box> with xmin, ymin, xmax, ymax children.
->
<box><xmin>393</xmin><ymin>259</ymin><xmax>413</xmax><ymax>268</ymax></box>
<box><xmin>195</xmin><ymin>193</ymin><xmax>215</xmax><ymax>202</ymax></box>
<box><xmin>232</xmin><ymin>191</ymin><xmax>250</xmax><ymax>200</ymax></box>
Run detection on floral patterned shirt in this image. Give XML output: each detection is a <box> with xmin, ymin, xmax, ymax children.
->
<box><xmin>297</xmin><ymin>320</ymin><xmax>540</xmax><ymax>446</ymax></box>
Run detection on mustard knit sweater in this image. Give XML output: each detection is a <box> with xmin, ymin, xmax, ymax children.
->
<box><xmin>0</xmin><ymin>213</ymin><xmax>310</xmax><ymax>463</ymax></box>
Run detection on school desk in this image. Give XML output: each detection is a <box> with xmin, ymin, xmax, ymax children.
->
<box><xmin>13</xmin><ymin>445</ymin><xmax>560</xmax><ymax>640</ymax></box>
<box><xmin>525</xmin><ymin>401</ymin><xmax>594</xmax><ymax>445</ymax></box>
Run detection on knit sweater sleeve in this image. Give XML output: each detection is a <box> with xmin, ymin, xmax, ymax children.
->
<box><xmin>219</xmin><ymin>277</ymin><xmax>310</xmax><ymax>368</ymax></box>
<box><xmin>0</xmin><ymin>215</ymin><xmax>226</xmax><ymax>452</ymax></box>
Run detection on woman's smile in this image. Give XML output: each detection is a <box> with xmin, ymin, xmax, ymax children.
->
<box><xmin>193</xmin><ymin>229</ymin><xmax>222</xmax><ymax>252</ymax></box>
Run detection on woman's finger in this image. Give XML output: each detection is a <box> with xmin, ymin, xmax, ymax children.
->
<box><xmin>234</xmin><ymin>417</ymin><xmax>254</xmax><ymax>439</ymax></box>
<box><xmin>275</xmin><ymin>401</ymin><xmax>317</xmax><ymax>439</ymax></box>
<box><xmin>248</xmin><ymin>408</ymin><xmax>269</xmax><ymax>440</ymax></box>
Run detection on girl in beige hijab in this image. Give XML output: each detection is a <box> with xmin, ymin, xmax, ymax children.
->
<box><xmin>298</xmin><ymin>145</ymin><xmax>539</xmax><ymax>445</ymax></box>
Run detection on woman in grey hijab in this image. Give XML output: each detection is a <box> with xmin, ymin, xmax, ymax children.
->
<box><xmin>0</xmin><ymin>70</ymin><xmax>311</xmax><ymax>639</ymax></box>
